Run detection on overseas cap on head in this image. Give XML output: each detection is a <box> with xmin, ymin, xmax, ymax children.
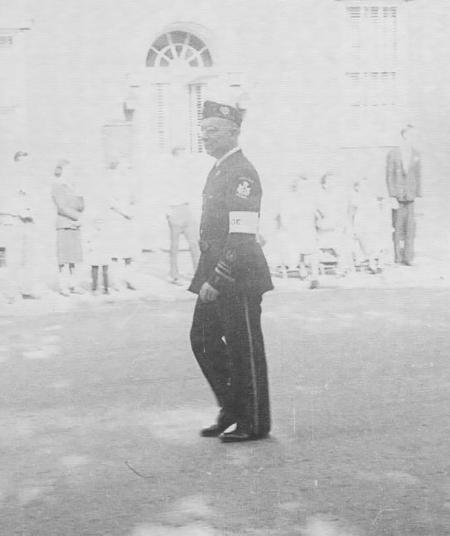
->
<box><xmin>202</xmin><ymin>100</ymin><xmax>243</xmax><ymax>126</ymax></box>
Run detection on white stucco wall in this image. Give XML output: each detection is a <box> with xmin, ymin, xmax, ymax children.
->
<box><xmin>1</xmin><ymin>0</ymin><xmax>450</xmax><ymax>263</ymax></box>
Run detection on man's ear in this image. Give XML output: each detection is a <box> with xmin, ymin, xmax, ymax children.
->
<box><xmin>230</xmin><ymin>126</ymin><xmax>240</xmax><ymax>139</ymax></box>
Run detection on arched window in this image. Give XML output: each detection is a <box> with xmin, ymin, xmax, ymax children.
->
<box><xmin>146</xmin><ymin>31</ymin><xmax>212</xmax><ymax>68</ymax></box>
<box><xmin>146</xmin><ymin>30</ymin><xmax>213</xmax><ymax>153</ymax></box>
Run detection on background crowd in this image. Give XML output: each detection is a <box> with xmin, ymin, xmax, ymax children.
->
<box><xmin>0</xmin><ymin>124</ymin><xmax>422</xmax><ymax>304</ymax></box>
<box><xmin>271</xmin><ymin>125</ymin><xmax>422</xmax><ymax>288</ymax></box>
<box><xmin>0</xmin><ymin>153</ymin><xmax>140</xmax><ymax>303</ymax></box>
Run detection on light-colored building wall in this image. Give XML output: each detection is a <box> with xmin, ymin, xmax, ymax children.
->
<box><xmin>403</xmin><ymin>0</ymin><xmax>450</xmax><ymax>259</ymax></box>
<box><xmin>1</xmin><ymin>0</ymin><xmax>449</xmax><ymax>266</ymax></box>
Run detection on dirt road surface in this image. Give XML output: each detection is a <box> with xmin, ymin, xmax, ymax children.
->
<box><xmin>0</xmin><ymin>288</ymin><xmax>449</xmax><ymax>535</ymax></box>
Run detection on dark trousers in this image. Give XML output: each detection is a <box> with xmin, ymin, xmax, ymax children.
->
<box><xmin>392</xmin><ymin>201</ymin><xmax>415</xmax><ymax>264</ymax></box>
<box><xmin>167</xmin><ymin>204</ymin><xmax>200</xmax><ymax>280</ymax></box>
<box><xmin>91</xmin><ymin>265</ymin><xmax>108</xmax><ymax>291</ymax></box>
<box><xmin>190</xmin><ymin>292</ymin><xmax>271</xmax><ymax>438</ymax></box>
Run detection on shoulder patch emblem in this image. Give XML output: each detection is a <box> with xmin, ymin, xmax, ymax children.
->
<box><xmin>236</xmin><ymin>179</ymin><xmax>251</xmax><ymax>199</ymax></box>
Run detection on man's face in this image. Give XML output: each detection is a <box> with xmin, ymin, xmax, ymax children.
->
<box><xmin>200</xmin><ymin>117</ymin><xmax>238</xmax><ymax>158</ymax></box>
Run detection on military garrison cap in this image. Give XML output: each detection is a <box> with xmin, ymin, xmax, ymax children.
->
<box><xmin>202</xmin><ymin>100</ymin><xmax>243</xmax><ymax>126</ymax></box>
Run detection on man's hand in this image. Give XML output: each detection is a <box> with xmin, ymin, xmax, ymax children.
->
<box><xmin>199</xmin><ymin>282</ymin><xmax>219</xmax><ymax>303</ymax></box>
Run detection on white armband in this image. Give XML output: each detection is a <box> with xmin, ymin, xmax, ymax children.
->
<box><xmin>229</xmin><ymin>211</ymin><xmax>259</xmax><ymax>234</ymax></box>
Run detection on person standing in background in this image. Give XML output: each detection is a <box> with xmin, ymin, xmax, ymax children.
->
<box><xmin>107</xmin><ymin>159</ymin><xmax>139</xmax><ymax>291</ymax></box>
<box><xmin>84</xmin><ymin>188</ymin><xmax>112</xmax><ymax>296</ymax></box>
<box><xmin>348</xmin><ymin>178</ymin><xmax>384</xmax><ymax>274</ymax></box>
<box><xmin>316</xmin><ymin>172</ymin><xmax>352</xmax><ymax>276</ymax></box>
<box><xmin>386</xmin><ymin>125</ymin><xmax>422</xmax><ymax>266</ymax></box>
<box><xmin>51</xmin><ymin>159</ymin><xmax>85</xmax><ymax>296</ymax></box>
<box><xmin>165</xmin><ymin>146</ymin><xmax>201</xmax><ymax>285</ymax></box>
<box><xmin>277</xmin><ymin>173</ymin><xmax>320</xmax><ymax>288</ymax></box>
<box><xmin>0</xmin><ymin>151</ymin><xmax>39</xmax><ymax>303</ymax></box>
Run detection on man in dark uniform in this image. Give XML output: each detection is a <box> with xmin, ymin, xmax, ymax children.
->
<box><xmin>189</xmin><ymin>100</ymin><xmax>273</xmax><ymax>443</ymax></box>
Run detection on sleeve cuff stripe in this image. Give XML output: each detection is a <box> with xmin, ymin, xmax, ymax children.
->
<box><xmin>214</xmin><ymin>268</ymin><xmax>235</xmax><ymax>282</ymax></box>
<box><xmin>217</xmin><ymin>262</ymin><xmax>232</xmax><ymax>273</ymax></box>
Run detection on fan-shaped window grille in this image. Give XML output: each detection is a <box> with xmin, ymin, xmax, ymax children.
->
<box><xmin>146</xmin><ymin>31</ymin><xmax>213</xmax><ymax>68</ymax></box>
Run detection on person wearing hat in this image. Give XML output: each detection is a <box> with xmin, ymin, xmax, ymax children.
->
<box><xmin>189</xmin><ymin>100</ymin><xmax>273</xmax><ymax>443</ymax></box>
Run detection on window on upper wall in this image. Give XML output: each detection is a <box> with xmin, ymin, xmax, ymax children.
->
<box><xmin>342</xmin><ymin>3</ymin><xmax>401</xmax><ymax>145</ymax></box>
<box><xmin>146</xmin><ymin>31</ymin><xmax>213</xmax><ymax>69</ymax></box>
<box><xmin>147</xmin><ymin>31</ymin><xmax>213</xmax><ymax>153</ymax></box>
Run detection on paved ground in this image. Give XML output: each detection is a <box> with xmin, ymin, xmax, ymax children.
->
<box><xmin>1</xmin><ymin>287</ymin><xmax>450</xmax><ymax>536</ymax></box>
<box><xmin>2</xmin><ymin>249</ymin><xmax>450</xmax><ymax>318</ymax></box>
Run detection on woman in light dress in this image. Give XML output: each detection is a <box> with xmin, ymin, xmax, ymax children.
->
<box><xmin>348</xmin><ymin>178</ymin><xmax>389</xmax><ymax>274</ymax></box>
<box><xmin>106</xmin><ymin>160</ymin><xmax>140</xmax><ymax>291</ymax></box>
<box><xmin>277</xmin><ymin>173</ymin><xmax>320</xmax><ymax>288</ymax></box>
<box><xmin>316</xmin><ymin>172</ymin><xmax>353</xmax><ymax>276</ymax></box>
<box><xmin>84</xmin><ymin>187</ymin><xmax>112</xmax><ymax>295</ymax></box>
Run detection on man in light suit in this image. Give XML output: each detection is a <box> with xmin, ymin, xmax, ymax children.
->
<box><xmin>386</xmin><ymin>125</ymin><xmax>422</xmax><ymax>265</ymax></box>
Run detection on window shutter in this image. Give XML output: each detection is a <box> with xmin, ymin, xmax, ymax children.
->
<box><xmin>345</xmin><ymin>4</ymin><xmax>398</xmax><ymax>105</ymax></box>
<box><xmin>343</xmin><ymin>3</ymin><xmax>400</xmax><ymax>145</ymax></box>
<box><xmin>154</xmin><ymin>82</ymin><xmax>170</xmax><ymax>152</ymax></box>
<box><xmin>189</xmin><ymin>83</ymin><xmax>205</xmax><ymax>153</ymax></box>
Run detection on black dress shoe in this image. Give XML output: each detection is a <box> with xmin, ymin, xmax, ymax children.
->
<box><xmin>220</xmin><ymin>430</ymin><xmax>255</xmax><ymax>443</ymax></box>
<box><xmin>200</xmin><ymin>421</ymin><xmax>234</xmax><ymax>438</ymax></box>
<box><xmin>220</xmin><ymin>429</ymin><xmax>270</xmax><ymax>443</ymax></box>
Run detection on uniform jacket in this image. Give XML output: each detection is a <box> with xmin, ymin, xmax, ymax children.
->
<box><xmin>386</xmin><ymin>147</ymin><xmax>422</xmax><ymax>202</ymax></box>
<box><xmin>51</xmin><ymin>182</ymin><xmax>84</xmax><ymax>230</ymax></box>
<box><xmin>189</xmin><ymin>149</ymin><xmax>273</xmax><ymax>296</ymax></box>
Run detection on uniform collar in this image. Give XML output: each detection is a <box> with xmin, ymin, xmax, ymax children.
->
<box><xmin>214</xmin><ymin>146</ymin><xmax>241</xmax><ymax>168</ymax></box>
